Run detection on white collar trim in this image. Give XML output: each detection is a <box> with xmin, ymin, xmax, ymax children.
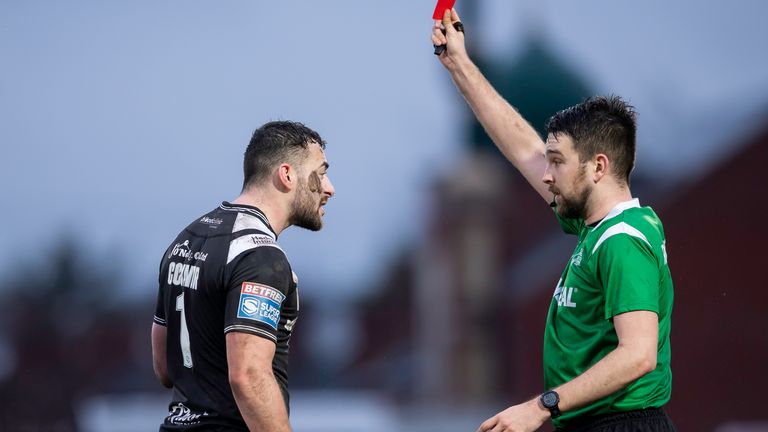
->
<box><xmin>593</xmin><ymin>198</ymin><xmax>640</xmax><ymax>230</ymax></box>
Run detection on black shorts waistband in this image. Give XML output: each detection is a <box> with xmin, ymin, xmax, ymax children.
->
<box><xmin>561</xmin><ymin>407</ymin><xmax>673</xmax><ymax>432</ymax></box>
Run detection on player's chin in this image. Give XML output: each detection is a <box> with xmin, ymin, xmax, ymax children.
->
<box><xmin>311</xmin><ymin>219</ymin><xmax>324</xmax><ymax>231</ymax></box>
<box><xmin>314</xmin><ymin>212</ymin><xmax>325</xmax><ymax>230</ymax></box>
<box><xmin>300</xmin><ymin>215</ymin><xmax>324</xmax><ymax>232</ymax></box>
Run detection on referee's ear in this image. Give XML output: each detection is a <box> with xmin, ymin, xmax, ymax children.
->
<box><xmin>592</xmin><ymin>154</ymin><xmax>610</xmax><ymax>184</ymax></box>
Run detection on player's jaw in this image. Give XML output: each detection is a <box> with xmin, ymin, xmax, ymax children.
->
<box><xmin>289</xmin><ymin>179</ymin><xmax>327</xmax><ymax>231</ymax></box>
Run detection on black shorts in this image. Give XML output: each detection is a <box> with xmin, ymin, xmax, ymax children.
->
<box><xmin>558</xmin><ymin>408</ymin><xmax>675</xmax><ymax>432</ymax></box>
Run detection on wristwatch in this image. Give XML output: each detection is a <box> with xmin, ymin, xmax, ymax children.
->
<box><xmin>540</xmin><ymin>390</ymin><xmax>562</xmax><ymax>419</ymax></box>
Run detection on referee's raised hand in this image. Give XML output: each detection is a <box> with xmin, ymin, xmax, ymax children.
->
<box><xmin>432</xmin><ymin>8</ymin><xmax>467</xmax><ymax>70</ymax></box>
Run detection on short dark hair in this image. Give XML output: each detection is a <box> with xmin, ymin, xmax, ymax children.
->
<box><xmin>546</xmin><ymin>95</ymin><xmax>637</xmax><ymax>185</ymax></box>
<box><xmin>242</xmin><ymin>121</ymin><xmax>326</xmax><ymax>190</ymax></box>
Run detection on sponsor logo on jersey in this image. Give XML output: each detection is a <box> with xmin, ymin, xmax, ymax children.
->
<box><xmin>200</xmin><ymin>216</ymin><xmax>223</xmax><ymax>225</ymax></box>
<box><xmin>249</xmin><ymin>235</ymin><xmax>276</xmax><ymax>246</ymax></box>
<box><xmin>237</xmin><ymin>282</ymin><xmax>285</xmax><ymax>330</ymax></box>
<box><xmin>166</xmin><ymin>402</ymin><xmax>209</xmax><ymax>425</ymax></box>
<box><xmin>571</xmin><ymin>248</ymin><xmax>583</xmax><ymax>267</ymax></box>
<box><xmin>168</xmin><ymin>240</ymin><xmax>208</xmax><ymax>262</ymax></box>
<box><xmin>168</xmin><ymin>262</ymin><xmax>200</xmax><ymax>290</ymax></box>
<box><xmin>553</xmin><ymin>278</ymin><xmax>577</xmax><ymax>308</ymax></box>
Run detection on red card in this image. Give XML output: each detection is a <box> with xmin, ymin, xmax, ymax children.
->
<box><xmin>432</xmin><ymin>0</ymin><xmax>456</xmax><ymax>20</ymax></box>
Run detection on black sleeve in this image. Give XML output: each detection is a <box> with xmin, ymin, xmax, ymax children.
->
<box><xmin>223</xmin><ymin>245</ymin><xmax>292</xmax><ymax>342</ymax></box>
<box><xmin>153</xmin><ymin>253</ymin><xmax>168</xmax><ymax>326</ymax></box>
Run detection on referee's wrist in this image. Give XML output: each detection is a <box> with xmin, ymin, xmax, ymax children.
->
<box><xmin>531</xmin><ymin>397</ymin><xmax>552</xmax><ymax>422</ymax></box>
<box><xmin>449</xmin><ymin>58</ymin><xmax>479</xmax><ymax>89</ymax></box>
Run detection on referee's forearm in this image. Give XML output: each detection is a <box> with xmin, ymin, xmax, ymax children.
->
<box><xmin>554</xmin><ymin>344</ymin><xmax>655</xmax><ymax>414</ymax></box>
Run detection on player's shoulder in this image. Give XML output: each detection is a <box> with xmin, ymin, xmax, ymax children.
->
<box><xmin>228</xmin><ymin>240</ymin><xmax>294</xmax><ymax>292</ymax></box>
<box><xmin>183</xmin><ymin>205</ymin><xmax>232</xmax><ymax>231</ymax></box>
<box><xmin>237</xmin><ymin>241</ymin><xmax>288</xmax><ymax>264</ymax></box>
<box><xmin>227</xmin><ymin>229</ymin><xmax>285</xmax><ymax>263</ymax></box>
<box><xmin>161</xmin><ymin>205</ymin><xmax>234</xmax><ymax>255</ymax></box>
<box><xmin>182</xmin><ymin>202</ymin><xmax>279</xmax><ymax>237</ymax></box>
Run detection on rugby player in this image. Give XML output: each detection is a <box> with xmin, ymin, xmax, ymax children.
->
<box><xmin>151</xmin><ymin>121</ymin><xmax>335</xmax><ymax>431</ymax></box>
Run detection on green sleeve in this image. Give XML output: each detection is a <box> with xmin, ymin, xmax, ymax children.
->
<box><xmin>597</xmin><ymin>234</ymin><xmax>660</xmax><ymax>320</ymax></box>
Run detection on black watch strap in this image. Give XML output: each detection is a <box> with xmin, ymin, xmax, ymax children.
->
<box><xmin>540</xmin><ymin>390</ymin><xmax>562</xmax><ymax>419</ymax></box>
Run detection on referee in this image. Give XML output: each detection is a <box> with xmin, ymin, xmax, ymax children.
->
<box><xmin>432</xmin><ymin>9</ymin><xmax>675</xmax><ymax>432</ymax></box>
<box><xmin>151</xmin><ymin>121</ymin><xmax>335</xmax><ymax>431</ymax></box>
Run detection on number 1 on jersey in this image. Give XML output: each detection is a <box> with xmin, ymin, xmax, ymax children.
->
<box><xmin>176</xmin><ymin>292</ymin><xmax>194</xmax><ymax>368</ymax></box>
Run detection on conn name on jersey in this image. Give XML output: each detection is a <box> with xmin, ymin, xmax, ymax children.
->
<box><xmin>154</xmin><ymin>202</ymin><xmax>299</xmax><ymax>431</ymax></box>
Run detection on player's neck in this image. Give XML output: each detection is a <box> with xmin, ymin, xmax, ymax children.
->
<box><xmin>585</xmin><ymin>184</ymin><xmax>633</xmax><ymax>225</ymax></box>
<box><xmin>231</xmin><ymin>189</ymin><xmax>290</xmax><ymax>237</ymax></box>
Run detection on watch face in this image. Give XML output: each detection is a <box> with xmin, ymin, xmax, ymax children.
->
<box><xmin>542</xmin><ymin>391</ymin><xmax>559</xmax><ymax>408</ymax></box>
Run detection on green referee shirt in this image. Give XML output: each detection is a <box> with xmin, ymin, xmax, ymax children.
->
<box><xmin>543</xmin><ymin>198</ymin><xmax>673</xmax><ymax>429</ymax></box>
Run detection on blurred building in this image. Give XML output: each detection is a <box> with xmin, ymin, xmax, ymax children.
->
<box><xmin>661</xmin><ymin>120</ymin><xmax>768</xmax><ymax>431</ymax></box>
<box><xmin>352</xmin><ymin>34</ymin><xmax>593</xmax><ymax>405</ymax></box>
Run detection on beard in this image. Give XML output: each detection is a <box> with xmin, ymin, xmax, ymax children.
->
<box><xmin>289</xmin><ymin>179</ymin><xmax>323</xmax><ymax>231</ymax></box>
<box><xmin>554</xmin><ymin>166</ymin><xmax>592</xmax><ymax>220</ymax></box>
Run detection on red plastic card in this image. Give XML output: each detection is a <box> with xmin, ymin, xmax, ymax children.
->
<box><xmin>432</xmin><ymin>0</ymin><xmax>456</xmax><ymax>20</ymax></box>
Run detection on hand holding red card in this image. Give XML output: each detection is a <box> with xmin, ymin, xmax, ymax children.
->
<box><xmin>432</xmin><ymin>0</ymin><xmax>456</xmax><ymax>21</ymax></box>
<box><xmin>432</xmin><ymin>2</ymin><xmax>463</xmax><ymax>56</ymax></box>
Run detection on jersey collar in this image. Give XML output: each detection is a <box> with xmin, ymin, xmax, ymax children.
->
<box><xmin>220</xmin><ymin>201</ymin><xmax>278</xmax><ymax>238</ymax></box>
<box><xmin>592</xmin><ymin>198</ymin><xmax>640</xmax><ymax>230</ymax></box>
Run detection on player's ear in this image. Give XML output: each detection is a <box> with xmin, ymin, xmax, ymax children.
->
<box><xmin>593</xmin><ymin>154</ymin><xmax>609</xmax><ymax>183</ymax></box>
<box><xmin>276</xmin><ymin>163</ymin><xmax>295</xmax><ymax>191</ymax></box>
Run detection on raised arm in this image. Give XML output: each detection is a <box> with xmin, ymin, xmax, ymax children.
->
<box><xmin>432</xmin><ymin>9</ymin><xmax>552</xmax><ymax>203</ymax></box>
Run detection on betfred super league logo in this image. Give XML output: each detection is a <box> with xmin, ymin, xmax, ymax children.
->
<box><xmin>237</xmin><ymin>282</ymin><xmax>286</xmax><ymax>330</ymax></box>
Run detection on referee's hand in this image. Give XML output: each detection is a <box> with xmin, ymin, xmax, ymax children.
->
<box><xmin>431</xmin><ymin>8</ymin><xmax>468</xmax><ymax>70</ymax></box>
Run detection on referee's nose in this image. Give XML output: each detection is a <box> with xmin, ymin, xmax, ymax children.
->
<box><xmin>542</xmin><ymin>164</ymin><xmax>554</xmax><ymax>185</ymax></box>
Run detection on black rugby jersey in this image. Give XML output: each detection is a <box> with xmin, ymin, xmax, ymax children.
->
<box><xmin>154</xmin><ymin>202</ymin><xmax>299</xmax><ymax>431</ymax></box>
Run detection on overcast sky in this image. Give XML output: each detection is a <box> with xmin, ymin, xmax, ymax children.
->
<box><xmin>2</xmin><ymin>0</ymin><xmax>767</xmax><ymax>301</ymax></box>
